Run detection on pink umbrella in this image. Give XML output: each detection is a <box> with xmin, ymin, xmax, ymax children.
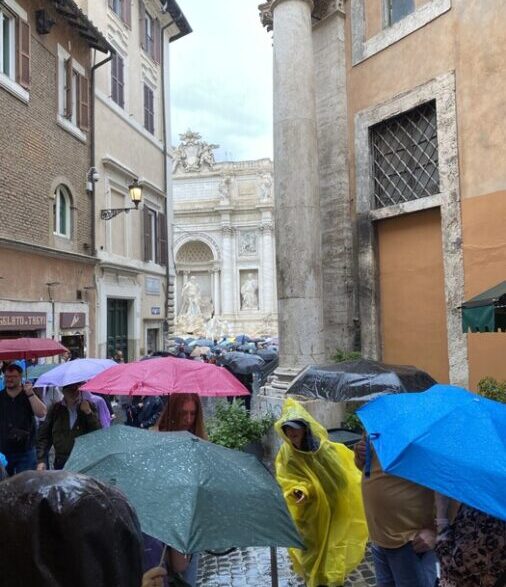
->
<box><xmin>80</xmin><ymin>357</ymin><xmax>249</xmax><ymax>397</ymax></box>
<box><xmin>0</xmin><ymin>338</ymin><xmax>68</xmax><ymax>360</ymax></box>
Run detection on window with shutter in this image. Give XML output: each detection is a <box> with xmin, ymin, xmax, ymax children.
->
<box><xmin>158</xmin><ymin>212</ymin><xmax>167</xmax><ymax>266</ymax></box>
<box><xmin>143</xmin><ymin>205</ymin><xmax>153</xmax><ymax>262</ymax></box>
<box><xmin>79</xmin><ymin>75</ymin><xmax>89</xmax><ymax>131</ymax></box>
<box><xmin>139</xmin><ymin>2</ymin><xmax>146</xmax><ymax>50</ymax></box>
<box><xmin>111</xmin><ymin>52</ymin><xmax>124</xmax><ymax>108</ymax></box>
<box><xmin>144</xmin><ymin>11</ymin><xmax>154</xmax><ymax>59</ymax></box>
<box><xmin>143</xmin><ymin>83</ymin><xmax>154</xmax><ymax>134</ymax></box>
<box><xmin>0</xmin><ymin>8</ymin><xmax>16</xmax><ymax>80</ymax></box>
<box><xmin>153</xmin><ymin>19</ymin><xmax>161</xmax><ymax>63</ymax></box>
<box><xmin>17</xmin><ymin>18</ymin><xmax>30</xmax><ymax>88</ymax></box>
<box><xmin>123</xmin><ymin>0</ymin><xmax>131</xmax><ymax>27</ymax></box>
<box><xmin>64</xmin><ymin>58</ymin><xmax>72</xmax><ymax>119</ymax></box>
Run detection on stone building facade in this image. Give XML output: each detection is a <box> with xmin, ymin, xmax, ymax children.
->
<box><xmin>0</xmin><ymin>0</ymin><xmax>110</xmax><ymax>357</ymax></box>
<box><xmin>75</xmin><ymin>0</ymin><xmax>190</xmax><ymax>359</ymax></box>
<box><xmin>258</xmin><ymin>0</ymin><xmax>506</xmax><ymax>420</ymax></box>
<box><xmin>172</xmin><ymin>131</ymin><xmax>277</xmax><ymax>337</ymax></box>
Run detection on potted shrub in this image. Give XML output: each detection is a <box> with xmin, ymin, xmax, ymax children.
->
<box><xmin>207</xmin><ymin>400</ymin><xmax>275</xmax><ymax>458</ymax></box>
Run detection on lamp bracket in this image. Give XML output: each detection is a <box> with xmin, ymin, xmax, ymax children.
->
<box><xmin>100</xmin><ymin>207</ymin><xmax>137</xmax><ymax>221</ymax></box>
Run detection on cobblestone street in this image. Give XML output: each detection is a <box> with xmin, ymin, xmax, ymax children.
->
<box><xmin>198</xmin><ymin>546</ymin><xmax>376</xmax><ymax>587</ymax></box>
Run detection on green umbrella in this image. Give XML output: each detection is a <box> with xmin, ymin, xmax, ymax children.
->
<box><xmin>64</xmin><ymin>426</ymin><xmax>303</xmax><ymax>554</ymax></box>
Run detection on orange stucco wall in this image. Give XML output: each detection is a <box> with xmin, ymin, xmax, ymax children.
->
<box><xmin>377</xmin><ymin>208</ymin><xmax>450</xmax><ymax>383</ymax></box>
<box><xmin>461</xmin><ymin>191</ymin><xmax>506</xmax><ymax>389</ymax></box>
<box><xmin>346</xmin><ymin>1</ymin><xmax>506</xmax><ymax>386</ymax></box>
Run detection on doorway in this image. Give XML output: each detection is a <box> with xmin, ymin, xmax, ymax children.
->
<box><xmin>107</xmin><ymin>299</ymin><xmax>129</xmax><ymax>361</ymax></box>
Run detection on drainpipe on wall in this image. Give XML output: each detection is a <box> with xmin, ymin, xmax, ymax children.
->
<box><xmin>161</xmin><ymin>19</ymin><xmax>175</xmax><ymax>348</ymax></box>
<box><xmin>89</xmin><ymin>49</ymin><xmax>114</xmax><ymax>256</ymax></box>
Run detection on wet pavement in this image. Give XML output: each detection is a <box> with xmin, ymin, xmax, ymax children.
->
<box><xmin>197</xmin><ymin>545</ymin><xmax>376</xmax><ymax>586</ymax></box>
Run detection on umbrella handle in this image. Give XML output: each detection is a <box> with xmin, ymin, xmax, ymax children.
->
<box><xmin>364</xmin><ymin>433</ymin><xmax>379</xmax><ymax>479</ymax></box>
<box><xmin>159</xmin><ymin>544</ymin><xmax>167</xmax><ymax>567</ymax></box>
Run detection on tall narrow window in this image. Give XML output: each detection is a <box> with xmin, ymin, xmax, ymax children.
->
<box><xmin>144</xmin><ymin>84</ymin><xmax>154</xmax><ymax>134</ymax></box>
<box><xmin>111</xmin><ymin>52</ymin><xmax>124</xmax><ymax>108</ymax></box>
<box><xmin>0</xmin><ymin>8</ymin><xmax>15</xmax><ymax>78</ymax></box>
<box><xmin>144</xmin><ymin>12</ymin><xmax>154</xmax><ymax>58</ymax></box>
<box><xmin>388</xmin><ymin>0</ymin><xmax>415</xmax><ymax>25</ymax></box>
<box><xmin>53</xmin><ymin>185</ymin><xmax>72</xmax><ymax>238</ymax></box>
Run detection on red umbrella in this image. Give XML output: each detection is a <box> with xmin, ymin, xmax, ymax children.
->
<box><xmin>0</xmin><ymin>338</ymin><xmax>68</xmax><ymax>361</ymax></box>
<box><xmin>80</xmin><ymin>357</ymin><xmax>249</xmax><ymax>397</ymax></box>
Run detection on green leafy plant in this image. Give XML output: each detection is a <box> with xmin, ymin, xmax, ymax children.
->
<box><xmin>342</xmin><ymin>409</ymin><xmax>364</xmax><ymax>433</ymax></box>
<box><xmin>207</xmin><ymin>400</ymin><xmax>275</xmax><ymax>451</ymax></box>
<box><xmin>332</xmin><ymin>349</ymin><xmax>362</xmax><ymax>363</ymax></box>
<box><xmin>477</xmin><ymin>377</ymin><xmax>506</xmax><ymax>404</ymax></box>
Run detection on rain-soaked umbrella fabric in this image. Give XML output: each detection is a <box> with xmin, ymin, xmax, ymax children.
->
<box><xmin>34</xmin><ymin>358</ymin><xmax>117</xmax><ymax>388</ymax></box>
<box><xmin>188</xmin><ymin>338</ymin><xmax>215</xmax><ymax>348</ymax></box>
<box><xmin>65</xmin><ymin>426</ymin><xmax>303</xmax><ymax>554</ymax></box>
<box><xmin>255</xmin><ymin>349</ymin><xmax>278</xmax><ymax>362</ymax></box>
<box><xmin>80</xmin><ymin>356</ymin><xmax>249</xmax><ymax>397</ymax></box>
<box><xmin>0</xmin><ymin>337</ymin><xmax>68</xmax><ymax>360</ymax></box>
<box><xmin>219</xmin><ymin>351</ymin><xmax>265</xmax><ymax>375</ymax></box>
<box><xmin>358</xmin><ymin>385</ymin><xmax>506</xmax><ymax>522</ymax></box>
<box><xmin>0</xmin><ymin>470</ymin><xmax>143</xmax><ymax>587</ymax></box>
<box><xmin>288</xmin><ymin>358</ymin><xmax>436</xmax><ymax>402</ymax></box>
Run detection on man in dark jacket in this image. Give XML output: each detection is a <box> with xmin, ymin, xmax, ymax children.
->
<box><xmin>126</xmin><ymin>395</ymin><xmax>163</xmax><ymax>429</ymax></box>
<box><xmin>36</xmin><ymin>384</ymin><xmax>101</xmax><ymax>470</ymax></box>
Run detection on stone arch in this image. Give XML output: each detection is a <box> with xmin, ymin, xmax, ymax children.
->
<box><xmin>174</xmin><ymin>233</ymin><xmax>221</xmax><ymax>263</ymax></box>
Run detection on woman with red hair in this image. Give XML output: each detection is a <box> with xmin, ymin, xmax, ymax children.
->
<box><xmin>147</xmin><ymin>393</ymin><xmax>206</xmax><ymax>587</ymax></box>
<box><xmin>155</xmin><ymin>393</ymin><xmax>207</xmax><ymax>440</ymax></box>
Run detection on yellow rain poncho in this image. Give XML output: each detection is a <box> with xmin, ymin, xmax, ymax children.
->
<box><xmin>275</xmin><ymin>399</ymin><xmax>368</xmax><ymax>587</ymax></box>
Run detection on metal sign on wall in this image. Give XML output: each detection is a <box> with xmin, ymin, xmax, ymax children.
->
<box><xmin>60</xmin><ymin>312</ymin><xmax>86</xmax><ymax>329</ymax></box>
<box><xmin>0</xmin><ymin>312</ymin><xmax>47</xmax><ymax>331</ymax></box>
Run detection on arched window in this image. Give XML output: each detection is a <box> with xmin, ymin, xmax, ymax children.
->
<box><xmin>53</xmin><ymin>185</ymin><xmax>72</xmax><ymax>238</ymax></box>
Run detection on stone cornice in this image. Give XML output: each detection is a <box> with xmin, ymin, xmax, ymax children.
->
<box><xmin>259</xmin><ymin>0</ymin><xmax>343</xmax><ymax>30</ymax></box>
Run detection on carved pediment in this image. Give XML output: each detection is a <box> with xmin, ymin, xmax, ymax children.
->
<box><xmin>172</xmin><ymin>130</ymin><xmax>219</xmax><ymax>174</ymax></box>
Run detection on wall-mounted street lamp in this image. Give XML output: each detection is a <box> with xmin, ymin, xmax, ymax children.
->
<box><xmin>100</xmin><ymin>178</ymin><xmax>143</xmax><ymax>220</ymax></box>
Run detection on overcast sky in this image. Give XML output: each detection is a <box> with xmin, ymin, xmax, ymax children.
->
<box><xmin>169</xmin><ymin>1</ymin><xmax>273</xmax><ymax>162</ymax></box>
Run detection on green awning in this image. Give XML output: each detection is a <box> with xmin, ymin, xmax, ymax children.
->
<box><xmin>461</xmin><ymin>281</ymin><xmax>506</xmax><ymax>333</ymax></box>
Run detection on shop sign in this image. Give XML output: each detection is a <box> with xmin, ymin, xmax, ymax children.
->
<box><xmin>151</xmin><ymin>306</ymin><xmax>161</xmax><ymax>316</ymax></box>
<box><xmin>0</xmin><ymin>312</ymin><xmax>47</xmax><ymax>331</ymax></box>
<box><xmin>60</xmin><ymin>312</ymin><xmax>86</xmax><ymax>329</ymax></box>
<box><xmin>145</xmin><ymin>276</ymin><xmax>161</xmax><ymax>295</ymax></box>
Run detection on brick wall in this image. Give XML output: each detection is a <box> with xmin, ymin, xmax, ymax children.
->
<box><xmin>0</xmin><ymin>0</ymin><xmax>93</xmax><ymax>255</ymax></box>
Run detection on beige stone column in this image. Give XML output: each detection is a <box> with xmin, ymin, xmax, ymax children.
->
<box><xmin>272</xmin><ymin>0</ymin><xmax>325</xmax><ymax>371</ymax></box>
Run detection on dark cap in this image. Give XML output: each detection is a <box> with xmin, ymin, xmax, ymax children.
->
<box><xmin>5</xmin><ymin>362</ymin><xmax>23</xmax><ymax>374</ymax></box>
<box><xmin>282</xmin><ymin>419</ymin><xmax>307</xmax><ymax>430</ymax></box>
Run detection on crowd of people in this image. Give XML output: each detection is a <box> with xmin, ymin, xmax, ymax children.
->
<box><xmin>0</xmin><ymin>347</ymin><xmax>505</xmax><ymax>587</ymax></box>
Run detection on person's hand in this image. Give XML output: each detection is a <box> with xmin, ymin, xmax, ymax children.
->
<box><xmin>412</xmin><ymin>528</ymin><xmax>436</xmax><ymax>553</ymax></box>
<box><xmin>354</xmin><ymin>438</ymin><xmax>366</xmax><ymax>470</ymax></box>
<box><xmin>293</xmin><ymin>489</ymin><xmax>306</xmax><ymax>503</ymax></box>
<box><xmin>23</xmin><ymin>382</ymin><xmax>34</xmax><ymax>397</ymax></box>
<box><xmin>79</xmin><ymin>400</ymin><xmax>92</xmax><ymax>415</ymax></box>
<box><xmin>142</xmin><ymin>566</ymin><xmax>167</xmax><ymax>587</ymax></box>
<box><xmin>37</xmin><ymin>462</ymin><xmax>47</xmax><ymax>471</ymax></box>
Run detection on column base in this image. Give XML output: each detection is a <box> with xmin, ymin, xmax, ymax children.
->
<box><xmin>254</xmin><ymin>365</ymin><xmax>346</xmax><ymax>465</ymax></box>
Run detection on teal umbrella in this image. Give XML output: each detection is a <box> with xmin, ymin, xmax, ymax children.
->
<box><xmin>64</xmin><ymin>426</ymin><xmax>303</xmax><ymax>554</ymax></box>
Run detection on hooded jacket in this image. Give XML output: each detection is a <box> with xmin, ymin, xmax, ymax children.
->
<box><xmin>275</xmin><ymin>398</ymin><xmax>368</xmax><ymax>587</ymax></box>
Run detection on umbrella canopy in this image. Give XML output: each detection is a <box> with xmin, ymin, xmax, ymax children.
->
<box><xmin>255</xmin><ymin>349</ymin><xmax>278</xmax><ymax>362</ymax></box>
<box><xmin>288</xmin><ymin>358</ymin><xmax>436</xmax><ymax>402</ymax></box>
<box><xmin>219</xmin><ymin>352</ymin><xmax>265</xmax><ymax>375</ymax></box>
<box><xmin>80</xmin><ymin>356</ymin><xmax>249</xmax><ymax>397</ymax></box>
<box><xmin>65</xmin><ymin>426</ymin><xmax>303</xmax><ymax>553</ymax></box>
<box><xmin>190</xmin><ymin>346</ymin><xmax>211</xmax><ymax>358</ymax></box>
<box><xmin>0</xmin><ymin>338</ymin><xmax>68</xmax><ymax>361</ymax></box>
<box><xmin>358</xmin><ymin>385</ymin><xmax>506</xmax><ymax>522</ymax></box>
<box><xmin>188</xmin><ymin>338</ymin><xmax>215</xmax><ymax>348</ymax></box>
<box><xmin>34</xmin><ymin>358</ymin><xmax>117</xmax><ymax>388</ymax></box>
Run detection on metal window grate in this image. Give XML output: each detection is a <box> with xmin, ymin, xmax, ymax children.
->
<box><xmin>371</xmin><ymin>100</ymin><xmax>440</xmax><ymax>209</ymax></box>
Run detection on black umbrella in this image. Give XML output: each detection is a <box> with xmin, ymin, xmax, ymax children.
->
<box><xmin>219</xmin><ymin>352</ymin><xmax>265</xmax><ymax>375</ymax></box>
<box><xmin>255</xmin><ymin>349</ymin><xmax>278</xmax><ymax>362</ymax></box>
<box><xmin>287</xmin><ymin>358</ymin><xmax>436</xmax><ymax>402</ymax></box>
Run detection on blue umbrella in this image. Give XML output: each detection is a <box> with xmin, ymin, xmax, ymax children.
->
<box><xmin>188</xmin><ymin>338</ymin><xmax>215</xmax><ymax>348</ymax></box>
<box><xmin>358</xmin><ymin>385</ymin><xmax>506</xmax><ymax>521</ymax></box>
